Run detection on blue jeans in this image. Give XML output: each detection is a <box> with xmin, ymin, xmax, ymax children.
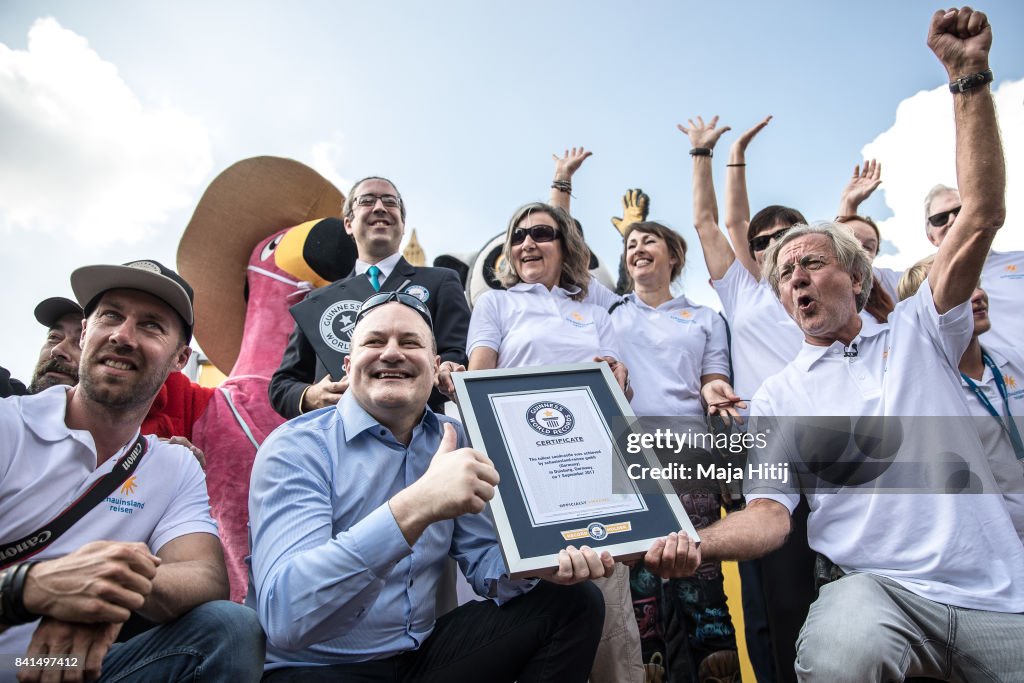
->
<box><xmin>100</xmin><ymin>601</ymin><xmax>265</xmax><ymax>682</ymax></box>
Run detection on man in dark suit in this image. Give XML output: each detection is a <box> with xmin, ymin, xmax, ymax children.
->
<box><xmin>270</xmin><ymin>176</ymin><xmax>470</xmax><ymax>418</ymax></box>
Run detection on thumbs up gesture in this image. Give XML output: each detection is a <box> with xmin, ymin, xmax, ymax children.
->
<box><xmin>389</xmin><ymin>423</ymin><xmax>501</xmax><ymax>544</ymax></box>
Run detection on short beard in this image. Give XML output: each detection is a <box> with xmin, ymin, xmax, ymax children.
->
<box><xmin>78</xmin><ymin>350</ymin><xmax>173</xmax><ymax>412</ymax></box>
<box><xmin>28</xmin><ymin>359</ymin><xmax>79</xmax><ymax>394</ymax></box>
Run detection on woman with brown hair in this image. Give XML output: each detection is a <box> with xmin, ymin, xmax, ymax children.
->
<box><xmin>467</xmin><ymin>200</ymin><xmax>642</xmax><ymax>683</ymax></box>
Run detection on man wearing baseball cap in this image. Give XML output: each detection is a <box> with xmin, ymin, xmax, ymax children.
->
<box><xmin>0</xmin><ymin>297</ymin><xmax>82</xmax><ymax>398</ymax></box>
<box><xmin>0</xmin><ymin>259</ymin><xmax>263</xmax><ymax>682</ymax></box>
<box><xmin>26</xmin><ymin>296</ymin><xmax>83</xmax><ymax>394</ymax></box>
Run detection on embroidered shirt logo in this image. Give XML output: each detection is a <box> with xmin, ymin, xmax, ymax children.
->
<box><xmin>120</xmin><ymin>476</ymin><xmax>138</xmax><ymax>495</ymax></box>
<box><xmin>565</xmin><ymin>311</ymin><xmax>593</xmax><ymax>328</ymax></box>
<box><xmin>672</xmin><ymin>309</ymin><xmax>696</xmax><ymax>324</ymax></box>
<box><xmin>1000</xmin><ymin>264</ymin><xmax>1023</xmax><ymax>280</ymax></box>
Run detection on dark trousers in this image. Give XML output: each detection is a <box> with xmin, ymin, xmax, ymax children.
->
<box><xmin>760</xmin><ymin>498</ymin><xmax>816</xmax><ymax>683</ymax></box>
<box><xmin>262</xmin><ymin>581</ymin><xmax>604</xmax><ymax>683</ymax></box>
<box><xmin>737</xmin><ymin>558</ymin><xmax>776</xmax><ymax>683</ymax></box>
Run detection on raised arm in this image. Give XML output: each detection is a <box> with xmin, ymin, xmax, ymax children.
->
<box><xmin>724</xmin><ymin>116</ymin><xmax>772</xmax><ymax>279</ymax></box>
<box><xmin>926</xmin><ymin>7</ymin><xmax>1005</xmax><ymax>313</ymax></box>
<box><xmin>549</xmin><ymin>147</ymin><xmax>592</xmax><ymax>214</ymax></box>
<box><xmin>836</xmin><ymin>159</ymin><xmax>882</xmax><ymax>217</ymax></box>
<box><xmin>677</xmin><ymin>116</ymin><xmax>734</xmax><ymax>280</ymax></box>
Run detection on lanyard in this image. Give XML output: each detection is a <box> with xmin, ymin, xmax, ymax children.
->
<box><xmin>961</xmin><ymin>352</ymin><xmax>1024</xmax><ymax>461</ymax></box>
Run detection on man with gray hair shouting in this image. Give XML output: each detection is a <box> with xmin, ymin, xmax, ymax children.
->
<box><xmin>686</xmin><ymin>7</ymin><xmax>1023</xmax><ymax>681</ymax></box>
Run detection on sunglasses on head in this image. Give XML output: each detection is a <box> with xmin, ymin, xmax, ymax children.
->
<box><xmin>748</xmin><ymin>226</ymin><xmax>792</xmax><ymax>253</ymax></box>
<box><xmin>927</xmin><ymin>206</ymin><xmax>961</xmax><ymax>228</ymax></box>
<box><xmin>510</xmin><ymin>225</ymin><xmax>561</xmax><ymax>246</ymax></box>
<box><xmin>354</xmin><ymin>291</ymin><xmax>433</xmax><ymax>330</ymax></box>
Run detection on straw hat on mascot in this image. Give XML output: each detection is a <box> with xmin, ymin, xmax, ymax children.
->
<box><xmin>177</xmin><ymin>156</ymin><xmax>355</xmax><ymax>602</ymax></box>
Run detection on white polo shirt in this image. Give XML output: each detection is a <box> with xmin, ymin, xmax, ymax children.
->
<box><xmin>747</xmin><ymin>283</ymin><xmax>1024</xmax><ymax>612</ymax></box>
<box><xmin>711</xmin><ymin>260</ymin><xmax>804</xmax><ymax>406</ymax></box>
<box><xmin>0</xmin><ymin>386</ymin><xmax>218</xmax><ymax>658</ymax></box>
<box><xmin>468</xmin><ymin>283</ymin><xmax>619</xmax><ymax>368</ymax></box>
<box><xmin>608</xmin><ymin>293</ymin><xmax>730</xmax><ymax>417</ymax></box>
<box><xmin>960</xmin><ymin>344</ymin><xmax>1024</xmax><ymax>540</ymax></box>
<box><xmin>980</xmin><ymin>250</ymin><xmax>1024</xmax><ymax>350</ymax></box>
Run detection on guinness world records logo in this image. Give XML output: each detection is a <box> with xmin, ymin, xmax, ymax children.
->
<box><xmin>527</xmin><ymin>401</ymin><xmax>575</xmax><ymax>436</ymax></box>
<box><xmin>319</xmin><ymin>300</ymin><xmax>362</xmax><ymax>354</ymax></box>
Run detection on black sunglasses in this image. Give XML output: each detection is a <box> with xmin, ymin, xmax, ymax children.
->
<box><xmin>510</xmin><ymin>225</ymin><xmax>561</xmax><ymax>246</ymax></box>
<box><xmin>749</xmin><ymin>226</ymin><xmax>792</xmax><ymax>253</ymax></box>
<box><xmin>354</xmin><ymin>291</ymin><xmax>433</xmax><ymax>330</ymax></box>
<box><xmin>927</xmin><ymin>206</ymin><xmax>961</xmax><ymax>228</ymax></box>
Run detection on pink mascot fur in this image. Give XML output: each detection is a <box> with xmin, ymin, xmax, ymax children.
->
<box><xmin>177</xmin><ymin>157</ymin><xmax>354</xmax><ymax>601</ymax></box>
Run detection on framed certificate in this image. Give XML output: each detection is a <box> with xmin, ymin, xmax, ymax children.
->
<box><xmin>453</xmin><ymin>362</ymin><xmax>697</xmax><ymax>579</ymax></box>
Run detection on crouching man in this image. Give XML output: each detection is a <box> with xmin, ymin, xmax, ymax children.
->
<box><xmin>248</xmin><ymin>291</ymin><xmax>620</xmax><ymax>682</ymax></box>
<box><xmin>688</xmin><ymin>8</ymin><xmax>1024</xmax><ymax>681</ymax></box>
<box><xmin>0</xmin><ymin>261</ymin><xmax>264</xmax><ymax>682</ymax></box>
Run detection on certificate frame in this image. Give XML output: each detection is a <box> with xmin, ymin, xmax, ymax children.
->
<box><xmin>453</xmin><ymin>362</ymin><xmax>697</xmax><ymax>579</ymax></box>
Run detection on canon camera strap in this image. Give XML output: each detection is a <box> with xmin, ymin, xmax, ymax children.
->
<box><xmin>0</xmin><ymin>434</ymin><xmax>148</xmax><ymax>569</ymax></box>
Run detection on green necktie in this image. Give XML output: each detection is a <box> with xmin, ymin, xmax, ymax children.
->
<box><xmin>367</xmin><ymin>265</ymin><xmax>382</xmax><ymax>292</ymax></box>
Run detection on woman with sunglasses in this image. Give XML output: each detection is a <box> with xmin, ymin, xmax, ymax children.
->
<box><xmin>467</xmin><ymin>201</ymin><xmax>643</xmax><ymax>683</ymax></box>
<box><xmin>467</xmin><ymin>202</ymin><xmax>628</xmax><ymax>393</ymax></box>
<box><xmin>681</xmin><ymin>115</ymin><xmax>813</xmax><ymax>683</ymax></box>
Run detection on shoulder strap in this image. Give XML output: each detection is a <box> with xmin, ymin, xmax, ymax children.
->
<box><xmin>0</xmin><ymin>434</ymin><xmax>149</xmax><ymax>569</ymax></box>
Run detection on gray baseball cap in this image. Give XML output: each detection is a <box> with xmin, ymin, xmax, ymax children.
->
<box><xmin>71</xmin><ymin>260</ymin><xmax>195</xmax><ymax>340</ymax></box>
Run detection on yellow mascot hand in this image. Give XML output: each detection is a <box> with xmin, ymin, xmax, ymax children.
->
<box><xmin>610</xmin><ymin>188</ymin><xmax>650</xmax><ymax>237</ymax></box>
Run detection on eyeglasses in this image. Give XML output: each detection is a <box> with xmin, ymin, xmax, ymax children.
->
<box><xmin>749</xmin><ymin>226</ymin><xmax>792</xmax><ymax>253</ymax></box>
<box><xmin>927</xmin><ymin>205</ymin><xmax>960</xmax><ymax>228</ymax></box>
<box><xmin>354</xmin><ymin>193</ymin><xmax>401</xmax><ymax>209</ymax></box>
<box><xmin>779</xmin><ymin>255</ymin><xmax>830</xmax><ymax>283</ymax></box>
<box><xmin>354</xmin><ymin>291</ymin><xmax>433</xmax><ymax>330</ymax></box>
<box><xmin>510</xmin><ymin>225</ymin><xmax>561</xmax><ymax>246</ymax></box>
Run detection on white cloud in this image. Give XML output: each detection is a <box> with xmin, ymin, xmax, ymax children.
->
<box><xmin>310</xmin><ymin>134</ymin><xmax>353</xmax><ymax>197</ymax></box>
<box><xmin>0</xmin><ymin>17</ymin><xmax>212</xmax><ymax>244</ymax></box>
<box><xmin>863</xmin><ymin>78</ymin><xmax>1024</xmax><ymax>270</ymax></box>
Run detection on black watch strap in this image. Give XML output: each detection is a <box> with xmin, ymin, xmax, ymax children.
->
<box><xmin>949</xmin><ymin>69</ymin><xmax>993</xmax><ymax>93</ymax></box>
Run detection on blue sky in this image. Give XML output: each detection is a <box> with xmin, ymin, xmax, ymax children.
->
<box><xmin>2</xmin><ymin>0</ymin><xmax>1023</xmax><ymax>379</ymax></box>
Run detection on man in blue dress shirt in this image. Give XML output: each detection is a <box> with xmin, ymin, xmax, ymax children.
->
<box><xmin>248</xmin><ymin>292</ymin><xmax>621</xmax><ymax>682</ymax></box>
